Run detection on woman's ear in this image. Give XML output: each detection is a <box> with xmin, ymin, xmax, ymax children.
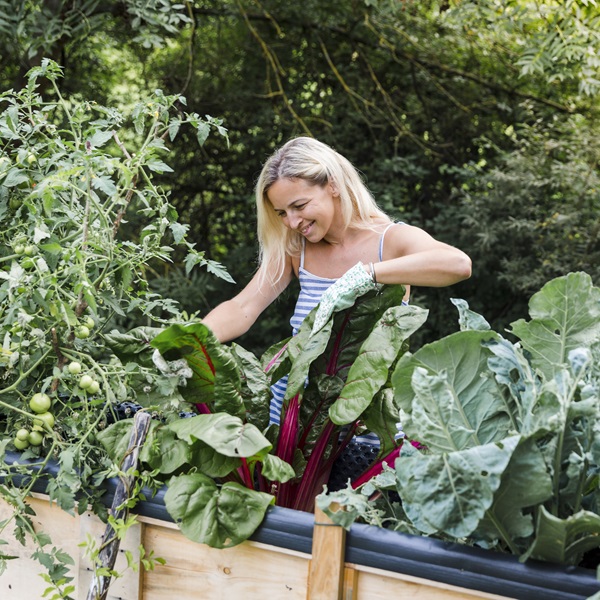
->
<box><xmin>329</xmin><ymin>181</ymin><xmax>340</xmax><ymax>197</ymax></box>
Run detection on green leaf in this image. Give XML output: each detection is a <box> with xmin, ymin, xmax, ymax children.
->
<box><xmin>3</xmin><ymin>168</ymin><xmax>28</xmax><ymax>187</ymax></box>
<box><xmin>92</xmin><ymin>175</ymin><xmax>117</xmax><ymax>196</ymax></box>
<box><xmin>146</xmin><ymin>159</ymin><xmax>173</xmax><ymax>173</ymax></box>
<box><xmin>205</xmin><ymin>258</ymin><xmax>235</xmax><ymax>283</ymax></box>
<box><xmin>96</xmin><ymin>420</ymin><xmax>135</xmax><ymax>461</ymax></box>
<box><xmin>230</xmin><ymin>343</ymin><xmax>271</xmax><ymax>430</ymax></box>
<box><xmin>396</xmin><ymin>436</ymin><xmax>520</xmax><ymax>538</ymax></box>
<box><xmin>260</xmin><ymin>453</ymin><xmax>295</xmax><ymax>483</ymax></box>
<box><xmin>451</xmin><ymin>298</ymin><xmax>491</xmax><ymax>331</ymax></box>
<box><xmin>524</xmin><ymin>506</ymin><xmax>600</xmax><ymax>565</ymax></box>
<box><xmin>329</xmin><ymin>304</ymin><xmax>428</xmax><ymax>425</ymax></box>
<box><xmin>88</xmin><ymin>130</ymin><xmax>114</xmax><ymax>147</ymax></box>
<box><xmin>476</xmin><ymin>437</ymin><xmax>553</xmax><ymax>548</ymax></box>
<box><xmin>105</xmin><ymin>326</ymin><xmax>164</xmax><ymax>367</ymax></box>
<box><xmin>393</xmin><ymin>330</ymin><xmax>510</xmax><ymax>451</ymax></box>
<box><xmin>188</xmin><ymin>442</ymin><xmax>241</xmax><ymax>478</ymax></box>
<box><xmin>142</xmin><ymin>426</ymin><xmax>190</xmax><ymax>474</ymax></box>
<box><xmin>151</xmin><ymin>322</ymin><xmax>245</xmax><ymax>417</ymax></box>
<box><xmin>511</xmin><ymin>272</ymin><xmax>600</xmax><ymax>380</ymax></box>
<box><xmin>169</xmin><ymin>222</ymin><xmax>188</xmax><ymax>244</ymax></box>
<box><xmin>196</xmin><ymin>122</ymin><xmax>210</xmax><ymax>146</ymax></box>
<box><xmin>164</xmin><ymin>474</ymin><xmax>274</xmax><ymax>548</ymax></box>
<box><xmin>168</xmin><ymin>413</ymin><xmax>271</xmax><ymax>458</ymax></box>
<box><xmin>168</xmin><ymin>118</ymin><xmax>181</xmax><ymax>141</ymax></box>
<box><xmin>361</xmin><ymin>388</ymin><xmax>403</xmax><ymax>456</ymax></box>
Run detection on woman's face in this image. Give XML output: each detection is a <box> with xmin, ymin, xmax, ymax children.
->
<box><xmin>267</xmin><ymin>177</ymin><xmax>340</xmax><ymax>243</ymax></box>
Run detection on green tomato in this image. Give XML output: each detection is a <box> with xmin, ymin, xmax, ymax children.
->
<box><xmin>28</xmin><ymin>430</ymin><xmax>44</xmax><ymax>446</ymax></box>
<box><xmin>14</xmin><ymin>244</ymin><xmax>25</xmax><ymax>255</ymax></box>
<box><xmin>33</xmin><ymin>411</ymin><xmax>55</xmax><ymax>429</ymax></box>
<box><xmin>30</xmin><ymin>392</ymin><xmax>51</xmax><ymax>414</ymax></box>
<box><xmin>87</xmin><ymin>380</ymin><xmax>100</xmax><ymax>395</ymax></box>
<box><xmin>21</xmin><ymin>257</ymin><xmax>35</xmax><ymax>269</ymax></box>
<box><xmin>79</xmin><ymin>374</ymin><xmax>93</xmax><ymax>389</ymax></box>
<box><xmin>68</xmin><ymin>361</ymin><xmax>82</xmax><ymax>375</ymax></box>
<box><xmin>84</xmin><ymin>316</ymin><xmax>95</xmax><ymax>329</ymax></box>
<box><xmin>75</xmin><ymin>325</ymin><xmax>90</xmax><ymax>339</ymax></box>
<box><xmin>26</xmin><ymin>153</ymin><xmax>37</xmax><ymax>164</ymax></box>
<box><xmin>23</xmin><ymin>244</ymin><xmax>36</xmax><ymax>256</ymax></box>
<box><xmin>13</xmin><ymin>437</ymin><xmax>30</xmax><ymax>450</ymax></box>
<box><xmin>16</xmin><ymin>428</ymin><xmax>30</xmax><ymax>441</ymax></box>
<box><xmin>9</xmin><ymin>196</ymin><xmax>22</xmax><ymax>210</ymax></box>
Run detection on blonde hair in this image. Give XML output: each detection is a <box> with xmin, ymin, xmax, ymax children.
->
<box><xmin>255</xmin><ymin>137</ymin><xmax>389</xmax><ymax>286</ymax></box>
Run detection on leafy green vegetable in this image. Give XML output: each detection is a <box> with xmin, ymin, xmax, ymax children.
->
<box><xmin>318</xmin><ymin>272</ymin><xmax>600</xmax><ymax>567</ymax></box>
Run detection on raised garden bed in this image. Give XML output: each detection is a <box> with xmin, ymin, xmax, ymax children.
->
<box><xmin>1</xmin><ymin>451</ymin><xmax>599</xmax><ymax>600</ymax></box>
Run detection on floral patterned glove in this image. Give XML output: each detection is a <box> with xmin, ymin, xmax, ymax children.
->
<box><xmin>311</xmin><ymin>262</ymin><xmax>378</xmax><ymax>336</ymax></box>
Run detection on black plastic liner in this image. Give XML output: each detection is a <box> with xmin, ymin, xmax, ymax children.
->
<box><xmin>3</xmin><ymin>450</ymin><xmax>600</xmax><ymax>600</ymax></box>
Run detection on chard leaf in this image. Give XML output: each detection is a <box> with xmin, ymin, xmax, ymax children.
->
<box><xmin>188</xmin><ymin>442</ymin><xmax>241</xmax><ymax>478</ymax></box>
<box><xmin>260</xmin><ymin>453</ymin><xmax>295</xmax><ymax>483</ymax></box>
<box><xmin>284</xmin><ymin>323</ymin><xmax>330</xmax><ymax>400</ymax></box>
<box><xmin>393</xmin><ymin>330</ymin><xmax>510</xmax><ymax>451</ymax></box>
<box><xmin>261</xmin><ymin>337</ymin><xmax>291</xmax><ymax>383</ymax></box>
<box><xmin>299</xmin><ymin>374</ymin><xmax>344</xmax><ymax>449</ymax></box>
<box><xmin>285</xmin><ymin>285</ymin><xmax>409</xmax><ymax>402</ymax></box>
<box><xmin>475</xmin><ymin>437</ymin><xmax>552</xmax><ymax>548</ymax></box>
<box><xmin>151</xmin><ymin>322</ymin><xmax>245</xmax><ymax>418</ymax></box>
<box><xmin>164</xmin><ymin>474</ymin><xmax>274</xmax><ymax>548</ymax></box>
<box><xmin>361</xmin><ymin>388</ymin><xmax>402</xmax><ymax>456</ymax></box>
<box><xmin>230</xmin><ymin>342</ymin><xmax>271</xmax><ymax>431</ymax></box>
<box><xmin>524</xmin><ymin>506</ymin><xmax>600</xmax><ymax>565</ymax></box>
<box><xmin>511</xmin><ymin>272</ymin><xmax>600</xmax><ymax>380</ymax></box>
<box><xmin>168</xmin><ymin>413</ymin><xmax>272</xmax><ymax>459</ymax></box>
<box><xmin>329</xmin><ymin>304</ymin><xmax>428</xmax><ymax>426</ymax></box>
<box><xmin>328</xmin><ymin>285</ymin><xmax>408</xmax><ymax>379</ymax></box>
<box><xmin>396</xmin><ymin>436</ymin><xmax>520</xmax><ymax>538</ymax></box>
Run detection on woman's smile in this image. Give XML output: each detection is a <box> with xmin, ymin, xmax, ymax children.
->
<box><xmin>267</xmin><ymin>177</ymin><xmax>339</xmax><ymax>243</ymax></box>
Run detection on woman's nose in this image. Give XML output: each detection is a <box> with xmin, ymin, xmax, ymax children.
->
<box><xmin>287</xmin><ymin>213</ymin><xmax>301</xmax><ymax>229</ymax></box>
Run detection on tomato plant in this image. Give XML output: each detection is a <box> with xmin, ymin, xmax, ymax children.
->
<box><xmin>0</xmin><ymin>59</ymin><xmax>231</xmax><ymax>591</ymax></box>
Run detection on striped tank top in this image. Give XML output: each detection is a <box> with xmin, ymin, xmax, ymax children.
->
<box><xmin>270</xmin><ymin>223</ymin><xmax>404</xmax><ymax>446</ymax></box>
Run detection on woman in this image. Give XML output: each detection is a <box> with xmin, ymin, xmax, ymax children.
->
<box><xmin>203</xmin><ymin>136</ymin><xmax>471</xmax><ymax>432</ymax></box>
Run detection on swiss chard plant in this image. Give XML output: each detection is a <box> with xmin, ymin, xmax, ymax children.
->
<box><xmin>318</xmin><ymin>271</ymin><xmax>600</xmax><ymax>568</ymax></box>
<box><xmin>98</xmin><ymin>284</ymin><xmax>429</xmax><ymax>548</ymax></box>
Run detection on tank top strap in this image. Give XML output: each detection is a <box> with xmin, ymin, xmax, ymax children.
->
<box><xmin>300</xmin><ymin>237</ymin><xmax>306</xmax><ymax>269</ymax></box>
<box><xmin>378</xmin><ymin>221</ymin><xmax>402</xmax><ymax>261</ymax></box>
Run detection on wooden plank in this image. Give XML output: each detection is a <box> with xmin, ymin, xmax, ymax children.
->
<box><xmin>0</xmin><ymin>494</ymin><xmax>144</xmax><ymax>600</ymax></box>
<box><xmin>350</xmin><ymin>563</ymin><xmax>516</xmax><ymax>600</ymax></box>
<box><xmin>140</xmin><ymin>520</ymin><xmax>310</xmax><ymax>600</ymax></box>
<box><xmin>342</xmin><ymin>567</ymin><xmax>358</xmax><ymax>600</ymax></box>
<box><xmin>306</xmin><ymin>505</ymin><xmax>346</xmax><ymax>600</ymax></box>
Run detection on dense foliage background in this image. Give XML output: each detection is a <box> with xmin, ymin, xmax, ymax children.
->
<box><xmin>2</xmin><ymin>0</ymin><xmax>599</xmax><ymax>354</ymax></box>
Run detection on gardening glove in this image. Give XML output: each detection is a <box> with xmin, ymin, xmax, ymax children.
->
<box><xmin>311</xmin><ymin>262</ymin><xmax>378</xmax><ymax>336</ymax></box>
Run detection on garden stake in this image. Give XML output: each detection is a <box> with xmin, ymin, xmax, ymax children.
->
<box><xmin>86</xmin><ymin>410</ymin><xmax>151</xmax><ymax>600</ymax></box>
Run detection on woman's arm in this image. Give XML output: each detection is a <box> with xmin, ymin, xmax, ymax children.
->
<box><xmin>202</xmin><ymin>258</ymin><xmax>294</xmax><ymax>343</ymax></box>
<box><xmin>373</xmin><ymin>223</ymin><xmax>472</xmax><ymax>287</ymax></box>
